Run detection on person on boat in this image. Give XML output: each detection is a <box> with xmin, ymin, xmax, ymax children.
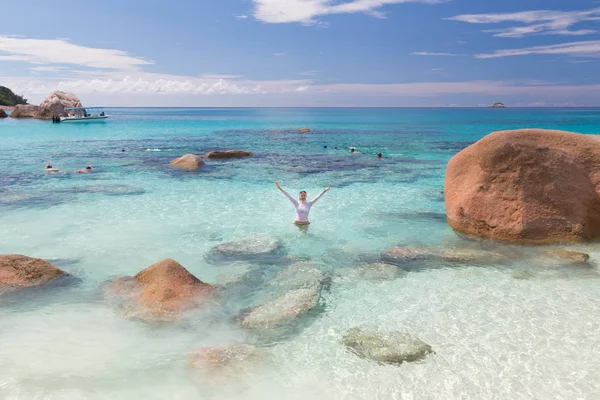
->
<box><xmin>76</xmin><ymin>163</ymin><xmax>93</xmax><ymax>173</ymax></box>
<box><xmin>45</xmin><ymin>162</ymin><xmax>59</xmax><ymax>173</ymax></box>
<box><xmin>275</xmin><ymin>182</ymin><xmax>331</xmax><ymax>228</ymax></box>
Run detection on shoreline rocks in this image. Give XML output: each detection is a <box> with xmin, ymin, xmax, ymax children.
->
<box><xmin>0</xmin><ymin>109</ymin><xmax>7</xmax><ymax>118</ymax></box>
<box><xmin>0</xmin><ymin>254</ymin><xmax>66</xmax><ymax>289</ymax></box>
<box><xmin>445</xmin><ymin>129</ymin><xmax>600</xmax><ymax>243</ymax></box>
<box><xmin>169</xmin><ymin>154</ymin><xmax>205</xmax><ymax>171</ymax></box>
<box><xmin>204</xmin><ymin>150</ymin><xmax>253</xmax><ymax>159</ymax></box>
<box><xmin>342</xmin><ymin>328</ymin><xmax>434</xmax><ymax>365</ymax></box>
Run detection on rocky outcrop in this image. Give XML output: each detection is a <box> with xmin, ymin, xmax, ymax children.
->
<box><xmin>445</xmin><ymin>129</ymin><xmax>600</xmax><ymax>243</ymax></box>
<box><xmin>541</xmin><ymin>250</ymin><xmax>591</xmax><ymax>264</ymax></box>
<box><xmin>9</xmin><ymin>104</ymin><xmax>41</xmax><ymax>118</ymax></box>
<box><xmin>35</xmin><ymin>91</ymin><xmax>82</xmax><ymax>120</ymax></box>
<box><xmin>0</xmin><ymin>109</ymin><xmax>7</xmax><ymax>118</ymax></box>
<box><xmin>298</xmin><ymin>128</ymin><xmax>312</xmax><ymax>133</ymax></box>
<box><xmin>237</xmin><ymin>288</ymin><xmax>320</xmax><ymax>328</ymax></box>
<box><xmin>272</xmin><ymin>262</ymin><xmax>324</xmax><ymax>291</ymax></box>
<box><xmin>203</xmin><ymin>150</ymin><xmax>253</xmax><ymax>159</ymax></box>
<box><xmin>169</xmin><ymin>154</ymin><xmax>205</xmax><ymax>171</ymax></box>
<box><xmin>0</xmin><ymin>254</ymin><xmax>66</xmax><ymax>288</ymax></box>
<box><xmin>108</xmin><ymin>258</ymin><xmax>217</xmax><ymax>321</ymax></box>
<box><xmin>342</xmin><ymin>328</ymin><xmax>434</xmax><ymax>365</ymax></box>
<box><xmin>381</xmin><ymin>246</ymin><xmax>504</xmax><ymax>265</ymax></box>
<box><xmin>188</xmin><ymin>344</ymin><xmax>267</xmax><ymax>384</ymax></box>
<box><xmin>209</xmin><ymin>234</ymin><xmax>282</xmax><ymax>261</ymax></box>
<box><xmin>489</xmin><ymin>102</ymin><xmax>506</xmax><ymax>108</ymax></box>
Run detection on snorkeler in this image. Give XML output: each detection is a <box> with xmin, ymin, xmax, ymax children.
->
<box><xmin>76</xmin><ymin>163</ymin><xmax>93</xmax><ymax>173</ymax></box>
<box><xmin>45</xmin><ymin>162</ymin><xmax>59</xmax><ymax>173</ymax></box>
<box><xmin>275</xmin><ymin>182</ymin><xmax>331</xmax><ymax>227</ymax></box>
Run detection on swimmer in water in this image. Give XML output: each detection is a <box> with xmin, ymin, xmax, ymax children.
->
<box><xmin>377</xmin><ymin>152</ymin><xmax>383</xmax><ymax>158</ymax></box>
<box><xmin>76</xmin><ymin>163</ymin><xmax>93</xmax><ymax>173</ymax></box>
<box><xmin>45</xmin><ymin>162</ymin><xmax>59</xmax><ymax>173</ymax></box>
<box><xmin>275</xmin><ymin>182</ymin><xmax>331</xmax><ymax>229</ymax></box>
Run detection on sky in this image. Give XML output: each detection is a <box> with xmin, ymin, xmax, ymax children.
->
<box><xmin>2</xmin><ymin>0</ymin><xmax>600</xmax><ymax>107</ymax></box>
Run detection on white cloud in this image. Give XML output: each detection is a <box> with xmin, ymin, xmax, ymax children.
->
<box><xmin>299</xmin><ymin>70</ymin><xmax>320</xmax><ymax>76</ymax></box>
<box><xmin>30</xmin><ymin>66</ymin><xmax>67</xmax><ymax>72</ymax></box>
<box><xmin>476</xmin><ymin>40</ymin><xmax>600</xmax><ymax>59</ymax></box>
<box><xmin>448</xmin><ymin>8</ymin><xmax>600</xmax><ymax>38</ymax></box>
<box><xmin>235</xmin><ymin>14</ymin><xmax>249</xmax><ymax>19</ymax></box>
<box><xmin>0</xmin><ymin>36</ymin><xmax>152</xmax><ymax>70</ymax></box>
<box><xmin>252</xmin><ymin>0</ymin><xmax>446</xmax><ymax>24</ymax></box>
<box><xmin>411</xmin><ymin>52</ymin><xmax>458</xmax><ymax>56</ymax></box>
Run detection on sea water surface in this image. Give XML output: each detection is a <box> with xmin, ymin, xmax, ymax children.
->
<box><xmin>1</xmin><ymin>108</ymin><xmax>600</xmax><ymax>399</ymax></box>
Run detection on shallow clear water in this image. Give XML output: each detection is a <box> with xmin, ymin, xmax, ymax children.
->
<box><xmin>1</xmin><ymin>108</ymin><xmax>600</xmax><ymax>399</ymax></box>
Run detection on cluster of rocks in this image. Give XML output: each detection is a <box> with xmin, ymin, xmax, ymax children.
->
<box><xmin>169</xmin><ymin>150</ymin><xmax>253</xmax><ymax>171</ymax></box>
<box><xmin>8</xmin><ymin>91</ymin><xmax>82</xmax><ymax>120</ymax></box>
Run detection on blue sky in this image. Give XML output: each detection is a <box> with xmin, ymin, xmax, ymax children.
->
<box><xmin>2</xmin><ymin>0</ymin><xmax>600</xmax><ymax>106</ymax></box>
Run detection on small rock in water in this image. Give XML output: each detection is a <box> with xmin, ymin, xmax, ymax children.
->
<box><xmin>342</xmin><ymin>328</ymin><xmax>434</xmax><ymax>365</ymax></box>
<box><xmin>541</xmin><ymin>250</ymin><xmax>591</xmax><ymax>265</ymax></box>
<box><xmin>188</xmin><ymin>344</ymin><xmax>266</xmax><ymax>384</ymax></box>
<box><xmin>297</xmin><ymin>128</ymin><xmax>312</xmax><ymax>133</ymax></box>
<box><xmin>204</xmin><ymin>150</ymin><xmax>253</xmax><ymax>159</ymax></box>
<box><xmin>169</xmin><ymin>154</ymin><xmax>205</xmax><ymax>171</ymax></box>
<box><xmin>0</xmin><ymin>254</ymin><xmax>67</xmax><ymax>289</ymax></box>
<box><xmin>237</xmin><ymin>288</ymin><xmax>320</xmax><ymax>328</ymax></box>
<box><xmin>216</xmin><ymin>263</ymin><xmax>255</xmax><ymax>286</ymax></box>
<box><xmin>209</xmin><ymin>234</ymin><xmax>282</xmax><ymax>261</ymax></box>
<box><xmin>272</xmin><ymin>261</ymin><xmax>324</xmax><ymax>291</ymax></box>
<box><xmin>355</xmin><ymin>262</ymin><xmax>405</xmax><ymax>281</ymax></box>
<box><xmin>381</xmin><ymin>246</ymin><xmax>504</xmax><ymax>266</ymax></box>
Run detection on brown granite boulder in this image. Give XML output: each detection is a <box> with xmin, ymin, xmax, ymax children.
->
<box><xmin>298</xmin><ymin>128</ymin><xmax>312</xmax><ymax>133</ymax></box>
<box><xmin>109</xmin><ymin>258</ymin><xmax>217</xmax><ymax>321</ymax></box>
<box><xmin>0</xmin><ymin>254</ymin><xmax>66</xmax><ymax>288</ymax></box>
<box><xmin>203</xmin><ymin>150</ymin><xmax>253</xmax><ymax>159</ymax></box>
<box><xmin>169</xmin><ymin>154</ymin><xmax>205</xmax><ymax>171</ymax></box>
<box><xmin>0</xmin><ymin>109</ymin><xmax>7</xmax><ymax>118</ymax></box>
<box><xmin>445</xmin><ymin>129</ymin><xmax>600</xmax><ymax>243</ymax></box>
<box><xmin>35</xmin><ymin>91</ymin><xmax>82</xmax><ymax>119</ymax></box>
<box><xmin>9</xmin><ymin>104</ymin><xmax>41</xmax><ymax>118</ymax></box>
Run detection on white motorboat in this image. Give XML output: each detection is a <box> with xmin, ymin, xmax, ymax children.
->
<box><xmin>59</xmin><ymin>107</ymin><xmax>108</xmax><ymax>122</ymax></box>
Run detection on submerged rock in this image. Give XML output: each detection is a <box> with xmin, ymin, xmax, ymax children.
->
<box><xmin>342</xmin><ymin>328</ymin><xmax>434</xmax><ymax>365</ymax></box>
<box><xmin>0</xmin><ymin>254</ymin><xmax>66</xmax><ymax>289</ymax></box>
<box><xmin>381</xmin><ymin>246</ymin><xmax>504</xmax><ymax>265</ymax></box>
<box><xmin>35</xmin><ymin>91</ymin><xmax>82</xmax><ymax>119</ymax></box>
<box><xmin>209</xmin><ymin>234</ymin><xmax>282</xmax><ymax>261</ymax></box>
<box><xmin>188</xmin><ymin>344</ymin><xmax>266</xmax><ymax>384</ymax></box>
<box><xmin>355</xmin><ymin>262</ymin><xmax>405</xmax><ymax>281</ymax></box>
<box><xmin>9</xmin><ymin>104</ymin><xmax>41</xmax><ymax>118</ymax></box>
<box><xmin>542</xmin><ymin>250</ymin><xmax>590</xmax><ymax>264</ymax></box>
<box><xmin>272</xmin><ymin>261</ymin><xmax>324</xmax><ymax>291</ymax></box>
<box><xmin>169</xmin><ymin>154</ymin><xmax>205</xmax><ymax>171</ymax></box>
<box><xmin>204</xmin><ymin>150</ymin><xmax>253</xmax><ymax>159</ymax></box>
<box><xmin>445</xmin><ymin>129</ymin><xmax>600</xmax><ymax>243</ymax></box>
<box><xmin>237</xmin><ymin>288</ymin><xmax>320</xmax><ymax>328</ymax></box>
<box><xmin>109</xmin><ymin>258</ymin><xmax>217</xmax><ymax>321</ymax></box>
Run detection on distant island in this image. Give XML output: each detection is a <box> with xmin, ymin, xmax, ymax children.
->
<box><xmin>0</xmin><ymin>86</ymin><xmax>28</xmax><ymax>107</ymax></box>
<box><xmin>489</xmin><ymin>102</ymin><xmax>506</xmax><ymax>108</ymax></box>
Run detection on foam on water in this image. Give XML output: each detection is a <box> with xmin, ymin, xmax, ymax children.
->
<box><xmin>1</xmin><ymin>108</ymin><xmax>600</xmax><ymax>399</ymax></box>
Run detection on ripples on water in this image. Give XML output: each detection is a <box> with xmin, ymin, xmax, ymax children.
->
<box><xmin>1</xmin><ymin>108</ymin><xmax>600</xmax><ymax>399</ymax></box>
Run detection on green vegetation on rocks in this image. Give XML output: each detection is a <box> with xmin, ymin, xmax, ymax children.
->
<box><xmin>0</xmin><ymin>86</ymin><xmax>27</xmax><ymax>106</ymax></box>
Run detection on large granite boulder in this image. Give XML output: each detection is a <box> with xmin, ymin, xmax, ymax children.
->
<box><xmin>35</xmin><ymin>91</ymin><xmax>82</xmax><ymax>119</ymax></box>
<box><xmin>237</xmin><ymin>288</ymin><xmax>320</xmax><ymax>328</ymax></box>
<box><xmin>188</xmin><ymin>344</ymin><xmax>266</xmax><ymax>384</ymax></box>
<box><xmin>169</xmin><ymin>154</ymin><xmax>205</xmax><ymax>171</ymax></box>
<box><xmin>342</xmin><ymin>328</ymin><xmax>434</xmax><ymax>365</ymax></box>
<box><xmin>0</xmin><ymin>109</ymin><xmax>7</xmax><ymax>118</ymax></box>
<box><xmin>204</xmin><ymin>150</ymin><xmax>253</xmax><ymax>159</ymax></box>
<box><xmin>445</xmin><ymin>129</ymin><xmax>600</xmax><ymax>243</ymax></box>
<box><xmin>9</xmin><ymin>104</ymin><xmax>41</xmax><ymax>118</ymax></box>
<box><xmin>108</xmin><ymin>258</ymin><xmax>217</xmax><ymax>321</ymax></box>
<box><xmin>0</xmin><ymin>254</ymin><xmax>66</xmax><ymax>289</ymax></box>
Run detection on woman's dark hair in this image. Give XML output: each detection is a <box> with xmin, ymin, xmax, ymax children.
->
<box><xmin>299</xmin><ymin>191</ymin><xmax>307</xmax><ymax>195</ymax></box>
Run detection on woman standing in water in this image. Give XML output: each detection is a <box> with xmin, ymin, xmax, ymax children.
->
<box><xmin>275</xmin><ymin>182</ymin><xmax>331</xmax><ymax>228</ymax></box>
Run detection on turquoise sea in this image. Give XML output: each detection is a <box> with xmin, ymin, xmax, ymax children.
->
<box><xmin>1</xmin><ymin>108</ymin><xmax>600</xmax><ymax>399</ymax></box>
